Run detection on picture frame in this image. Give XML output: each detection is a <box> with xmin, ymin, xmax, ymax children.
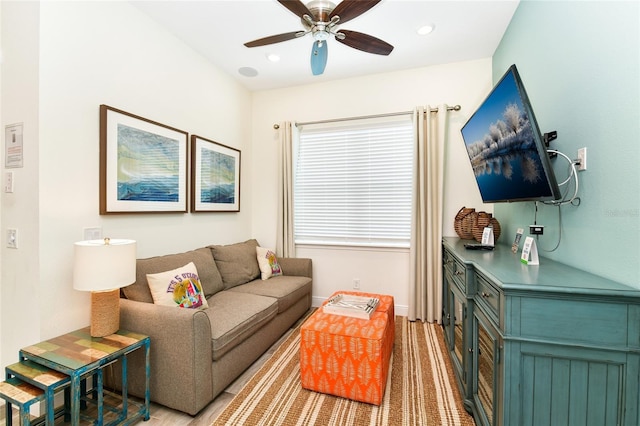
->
<box><xmin>190</xmin><ymin>135</ymin><xmax>241</xmax><ymax>212</ymax></box>
<box><xmin>99</xmin><ymin>105</ymin><xmax>189</xmax><ymax>214</ymax></box>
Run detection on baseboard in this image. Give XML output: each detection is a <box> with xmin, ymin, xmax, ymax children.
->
<box><xmin>311</xmin><ymin>295</ymin><xmax>408</xmax><ymax>317</ymax></box>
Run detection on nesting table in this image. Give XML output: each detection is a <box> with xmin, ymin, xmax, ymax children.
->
<box><xmin>10</xmin><ymin>327</ymin><xmax>150</xmax><ymax>426</ymax></box>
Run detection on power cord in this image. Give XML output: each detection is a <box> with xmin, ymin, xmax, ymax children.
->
<box><xmin>544</xmin><ymin>149</ymin><xmax>581</xmax><ymax>206</ymax></box>
<box><xmin>533</xmin><ymin>149</ymin><xmax>581</xmax><ymax>252</ymax></box>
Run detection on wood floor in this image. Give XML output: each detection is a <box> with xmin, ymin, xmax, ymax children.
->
<box><xmin>1</xmin><ymin>322</ymin><xmax>299</xmax><ymax>426</ymax></box>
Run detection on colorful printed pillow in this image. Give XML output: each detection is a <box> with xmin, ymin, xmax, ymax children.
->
<box><xmin>146</xmin><ymin>262</ymin><xmax>209</xmax><ymax>309</ymax></box>
<box><xmin>256</xmin><ymin>247</ymin><xmax>283</xmax><ymax>280</ymax></box>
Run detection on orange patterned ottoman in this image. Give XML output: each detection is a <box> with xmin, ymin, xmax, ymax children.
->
<box><xmin>300</xmin><ymin>291</ymin><xmax>395</xmax><ymax>405</ymax></box>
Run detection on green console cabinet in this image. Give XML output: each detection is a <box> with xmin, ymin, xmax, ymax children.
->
<box><xmin>442</xmin><ymin>237</ymin><xmax>640</xmax><ymax>426</ymax></box>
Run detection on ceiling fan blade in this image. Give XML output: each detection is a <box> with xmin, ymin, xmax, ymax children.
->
<box><xmin>336</xmin><ymin>30</ymin><xmax>394</xmax><ymax>55</ymax></box>
<box><xmin>310</xmin><ymin>41</ymin><xmax>328</xmax><ymax>76</ymax></box>
<box><xmin>277</xmin><ymin>0</ymin><xmax>314</xmax><ymax>20</ymax></box>
<box><xmin>244</xmin><ymin>31</ymin><xmax>305</xmax><ymax>48</ymax></box>
<box><xmin>329</xmin><ymin>0</ymin><xmax>381</xmax><ymax>25</ymax></box>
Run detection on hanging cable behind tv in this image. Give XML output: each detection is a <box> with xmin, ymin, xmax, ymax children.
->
<box><xmin>545</xmin><ymin>149</ymin><xmax>580</xmax><ymax>206</ymax></box>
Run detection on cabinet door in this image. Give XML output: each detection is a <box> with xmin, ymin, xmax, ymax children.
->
<box><xmin>473</xmin><ymin>310</ymin><xmax>502</xmax><ymax>426</ymax></box>
<box><xmin>444</xmin><ymin>270</ymin><xmax>474</xmax><ymax>407</ymax></box>
<box><xmin>508</xmin><ymin>342</ymin><xmax>639</xmax><ymax>426</ymax></box>
<box><xmin>452</xmin><ymin>290</ymin><xmax>466</xmax><ymax>381</ymax></box>
<box><xmin>443</xmin><ymin>272</ymin><xmax>464</xmax><ymax>379</ymax></box>
<box><xmin>442</xmin><ymin>265</ymin><xmax>451</xmax><ymax>334</ymax></box>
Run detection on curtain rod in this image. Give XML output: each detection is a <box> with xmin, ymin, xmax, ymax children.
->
<box><xmin>273</xmin><ymin>105</ymin><xmax>461</xmax><ymax>129</ymax></box>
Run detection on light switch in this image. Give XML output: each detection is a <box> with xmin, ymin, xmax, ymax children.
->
<box><xmin>83</xmin><ymin>227</ymin><xmax>103</xmax><ymax>240</ymax></box>
<box><xmin>7</xmin><ymin>228</ymin><xmax>18</xmax><ymax>249</ymax></box>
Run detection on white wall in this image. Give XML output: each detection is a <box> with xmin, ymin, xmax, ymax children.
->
<box><xmin>0</xmin><ymin>0</ymin><xmax>42</xmax><ymax>378</ymax></box>
<box><xmin>250</xmin><ymin>59</ymin><xmax>493</xmax><ymax>313</ymax></box>
<box><xmin>1</xmin><ymin>1</ymin><xmax>252</xmax><ymax>373</ymax></box>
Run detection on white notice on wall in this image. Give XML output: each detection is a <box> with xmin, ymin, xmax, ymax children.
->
<box><xmin>5</xmin><ymin>123</ymin><xmax>24</xmax><ymax>168</ymax></box>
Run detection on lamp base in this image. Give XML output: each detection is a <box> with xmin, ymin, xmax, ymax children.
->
<box><xmin>90</xmin><ymin>289</ymin><xmax>120</xmax><ymax>337</ymax></box>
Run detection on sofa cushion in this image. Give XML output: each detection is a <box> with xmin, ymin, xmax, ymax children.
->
<box><xmin>209</xmin><ymin>239</ymin><xmax>261</xmax><ymax>289</ymax></box>
<box><xmin>147</xmin><ymin>262</ymin><xmax>209</xmax><ymax>309</ymax></box>
<box><xmin>123</xmin><ymin>248</ymin><xmax>224</xmax><ymax>303</ymax></box>
<box><xmin>205</xmin><ymin>291</ymin><xmax>278</xmax><ymax>361</ymax></box>
<box><xmin>228</xmin><ymin>275</ymin><xmax>312</xmax><ymax>313</ymax></box>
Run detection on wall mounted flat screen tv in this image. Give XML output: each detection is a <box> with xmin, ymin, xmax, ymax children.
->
<box><xmin>461</xmin><ymin>65</ymin><xmax>561</xmax><ymax>203</ymax></box>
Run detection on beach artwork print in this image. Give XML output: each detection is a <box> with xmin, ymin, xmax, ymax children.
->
<box><xmin>99</xmin><ymin>105</ymin><xmax>188</xmax><ymax>214</ymax></box>
<box><xmin>191</xmin><ymin>135</ymin><xmax>240</xmax><ymax>212</ymax></box>
<box><xmin>199</xmin><ymin>148</ymin><xmax>236</xmax><ymax>204</ymax></box>
<box><xmin>117</xmin><ymin>124</ymin><xmax>180</xmax><ymax>202</ymax></box>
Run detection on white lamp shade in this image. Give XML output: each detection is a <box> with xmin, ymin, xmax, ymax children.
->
<box><xmin>73</xmin><ymin>238</ymin><xmax>136</xmax><ymax>292</ymax></box>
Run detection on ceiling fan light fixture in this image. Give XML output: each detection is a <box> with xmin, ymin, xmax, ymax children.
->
<box><xmin>313</xmin><ymin>29</ymin><xmax>330</xmax><ymax>42</ymax></box>
<box><xmin>417</xmin><ymin>24</ymin><xmax>435</xmax><ymax>36</ymax></box>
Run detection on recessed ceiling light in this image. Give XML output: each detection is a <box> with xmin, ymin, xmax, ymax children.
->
<box><xmin>417</xmin><ymin>24</ymin><xmax>435</xmax><ymax>36</ymax></box>
<box><xmin>238</xmin><ymin>67</ymin><xmax>258</xmax><ymax>77</ymax></box>
<box><xmin>266</xmin><ymin>53</ymin><xmax>280</xmax><ymax>62</ymax></box>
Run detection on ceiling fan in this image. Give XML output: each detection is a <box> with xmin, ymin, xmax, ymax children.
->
<box><xmin>244</xmin><ymin>0</ymin><xmax>394</xmax><ymax>76</ymax></box>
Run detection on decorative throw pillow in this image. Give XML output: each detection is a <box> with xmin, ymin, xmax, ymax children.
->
<box><xmin>147</xmin><ymin>262</ymin><xmax>209</xmax><ymax>309</ymax></box>
<box><xmin>256</xmin><ymin>247</ymin><xmax>283</xmax><ymax>280</ymax></box>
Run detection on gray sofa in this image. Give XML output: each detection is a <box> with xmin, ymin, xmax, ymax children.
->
<box><xmin>113</xmin><ymin>239</ymin><xmax>312</xmax><ymax>415</ymax></box>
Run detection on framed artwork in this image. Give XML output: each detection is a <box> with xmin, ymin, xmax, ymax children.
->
<box><xmin>99</xmin><ymin>105</ymin><xmax>188</xmax><ymax>214</ymax></box>
<box><xmin>191</xmin><ymin>135</ymin><xmax>241</xmax><ymax>212</ymax></box>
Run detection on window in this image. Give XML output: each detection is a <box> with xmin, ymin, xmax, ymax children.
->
<box><xmin>294</xmin><ymin>114</ymin><xmax>414</xmax><ymax>248</ymax></box>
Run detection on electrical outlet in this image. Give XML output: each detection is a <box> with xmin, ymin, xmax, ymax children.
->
<box><xmin>353</xmin><ymin>279</ymin><xmax>361</xmax><ymax>290</ymax></box>
<box><xmin>577</xmin><ymin>147</ymin><xmax>587</xmax><ymax>171</ymax></box>
<box><xmin>529</xmin><ymin>225</ymin><xmax>544</xmax><ymax>235</ymax></box>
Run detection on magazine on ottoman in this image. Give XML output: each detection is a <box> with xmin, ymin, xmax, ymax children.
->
<box><xmin>323</xmin><ymin>293</ymin><xmax>380</xmax><ymax>319</ymax></box>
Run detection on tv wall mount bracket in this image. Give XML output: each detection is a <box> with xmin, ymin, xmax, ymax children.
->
<box><xmin>544</xmin><ymin>131</ymin><xmax>558</xmax><ymax>158</ymax></box>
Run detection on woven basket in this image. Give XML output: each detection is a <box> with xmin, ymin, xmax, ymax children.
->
<box><xmin>472</xmin><ymin>212</ymin><xmax>501</xmax><ymax>242</ymax></box>
<box><xmin>454</xmin><ymin>207</ymin><xmax>476</xmax><ymax>240</ymax></box>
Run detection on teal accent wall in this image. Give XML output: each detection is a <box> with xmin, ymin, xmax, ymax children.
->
<box><xmin>492</xmin><ymin>1</ymin><xmax>639</xmax><ymax>287</ymax></box>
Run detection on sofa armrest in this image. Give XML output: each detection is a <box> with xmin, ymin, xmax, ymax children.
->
<box><xmin>278</xmin><ymin>257</ymin><xmax>312</xmax><ymax>279</ymax></box>
<box><xmin>119</xmin><ymin>298</ymin><xmax>213</xmax><ymax>415</ymax></box>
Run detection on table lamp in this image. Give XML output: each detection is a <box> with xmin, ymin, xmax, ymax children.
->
<box><xmin>73</xmin><ymin>238</ymin><xmax>136</xmax><ymax>337</ymax></box>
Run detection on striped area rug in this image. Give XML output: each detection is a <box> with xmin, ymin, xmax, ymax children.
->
<box><xmin>212</xmin><ymin>315</ymin><xmax>475</xmax><ymax>426</ymax></box>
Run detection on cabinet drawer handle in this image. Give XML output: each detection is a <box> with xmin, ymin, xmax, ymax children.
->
<box><xmin>468</xmin><ymin>348</ymin><xmax>473</xmax><ymax>353</ymax></box>
<box><xmin>481</xmin><ymin>292</ymin><xmax>491</xmax><ymax>298</ymax></box>
<box><xmin>454</xmin><ymin>271</ymin><xmax>464</xmax><ymax>276</ymax></box>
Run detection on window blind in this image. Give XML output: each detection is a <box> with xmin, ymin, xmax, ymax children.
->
<box><xmin>294</xmin><ymin>114</ymin><xmax>414</xmax><ymax>248</ymax></box>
